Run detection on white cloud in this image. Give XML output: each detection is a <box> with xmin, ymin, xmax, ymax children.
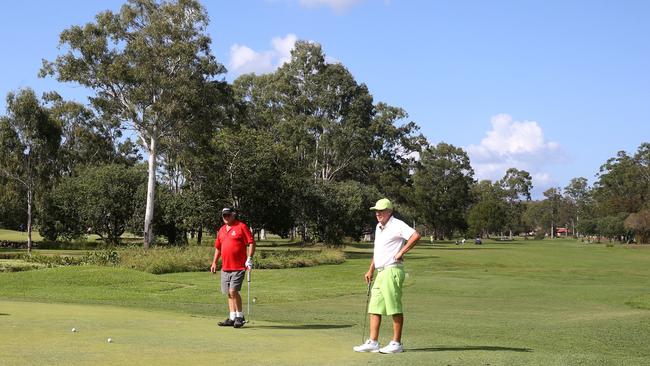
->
<box><xmin>298</xmin><ymin>0</ymin><xmax>364</xmax><ymax>12</ymax></box>
<box><xmin>228</xmin><ymin>34</ymin><xmax>298</xmax><ymax>76</ymax></box>
<box><xmin>467</xmin><ymin>114</ymin><xmax>565</xmax><ymax>191</ymax></box>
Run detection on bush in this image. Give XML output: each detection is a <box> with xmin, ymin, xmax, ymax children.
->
<box><xmin>255</xmin><ymin>249</ymin><xmax>346</xmax><ymax>269</ymax></box>
<box><xmin>117</xmin><ymin>246</ymin><xmax>210</xmax><ymax>274</ymax></box>
<box><xmin>11</xmin><ymin>246</ymin><xmax>346</xmax><ymax>274</ymax></box>
<box><xmin>0</xmin><ymin>259</ymin><xmax>47</xmax><ymax>272</ymax></box>
<box><xmin>22</xmin><ymin>250</ymin><xmax>119</xmax><ymax>267</ymax></box>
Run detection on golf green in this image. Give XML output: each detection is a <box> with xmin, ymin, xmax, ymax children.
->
<box><xmin>1</xmin><ymin>240</ymin><xmax>650</xmax><ymax>365</ymax></box>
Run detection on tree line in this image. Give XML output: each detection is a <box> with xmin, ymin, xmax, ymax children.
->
<box><xmin>1</xmin><ymin>0</ymin><xmax>648</xmax><ymax>251</ymax></box>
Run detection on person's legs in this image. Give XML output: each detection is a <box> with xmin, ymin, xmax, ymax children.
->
<box><xmin>369</xmin><ymin>314</ymin><xmax>381</xmax><ymax>341</ymax></box>
<box><xmin>219</xmin><ymin>271</ymin><xmax>236</xmax><ymax>326</ymax></box>
<box><xmin>354</xmin><ymin>271</ymin><xmax>387</xmax><ymax>352</ymax></box>
<box><xmin>378</xmin><ymin>267</ymin><xmax>405</xmax><ymax>353</ymax></box>
<box><xmin>229</xmin><ymin>289</ymin><xmax>242</xmax><ymax>312</ymax></box>
<box><xmin>391</xmin><ymin>313</ymin><xmax>403</xmax><ymax>343</ymax></box>
<box><xmin>227</xmin><ymin>291</ymin><xmax>236</xmax><ymax>312</ymax></box>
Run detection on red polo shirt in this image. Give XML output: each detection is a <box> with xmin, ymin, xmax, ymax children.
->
<box><xmin>214</xmin><ymin>220</ymin><xmax>254</xmax><ymax>271</ymax></box>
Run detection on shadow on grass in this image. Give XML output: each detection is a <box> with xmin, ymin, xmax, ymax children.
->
<box><xmin>249</xmin><ymin>324</ymin><xmax>353</xmax><ymax>330</ymax></box>
<box><xmin>0</xmin><ymin>313</ymin><xmax>9</xmax><ymax>316</ymax></box>
<box><xmin>407</xmin><ymin>345</ymin><xmax>532</xmax><ymax>353</ymax></box>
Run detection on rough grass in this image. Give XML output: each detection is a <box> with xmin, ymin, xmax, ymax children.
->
<box><xmin>10</xmin><ymin>246</ymin><xmax>346</xmax><ymax>274</ymax></box>
<box><xmin>0</xmin><ymin>259</ymin><xmax>47</xmax><ymax>272</ymax></box>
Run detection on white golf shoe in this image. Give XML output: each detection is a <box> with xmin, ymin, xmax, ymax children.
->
<box><xmin>353</xmin><ymin>339</ymin><xmax>380</xmax><ymax>353</ymax></box>
<box><xmin>379</xmin><ymin>341</ymin><xmax>403</xmax><ymax>354</ymax></box>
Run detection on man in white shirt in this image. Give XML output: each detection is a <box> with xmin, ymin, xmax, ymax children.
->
<box><xmin>354</xmin><ymin>198</ymin><xmax>421</xmax><ymax>354</ymax></box>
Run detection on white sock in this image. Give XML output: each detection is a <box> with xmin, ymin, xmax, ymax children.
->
<box><xmin>235</xmin><ymin>311</ymin><xmax>243</xmax><ymax>318</ymax></box>
<box><xmin>229</xmin><ymin>312</ymin><xmax>235</xmax><ymax>320</ymax></box>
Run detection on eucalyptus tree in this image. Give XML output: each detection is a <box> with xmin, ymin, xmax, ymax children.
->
<box><xmin>0</xmin><ymin>89</ymin><xmax>61</xmax><ymax>252</ymax></box>
<box><xmin>413</xmin><ymin>143</ymin><xmax>475</xmax><ymax>239</ymax></box>
<box><xmin>499</xmin><ymin>168</ymin><xmax>533</xmax><ymax>238</ymax></box>
<box><xmin>564</xmin><ymin>177</ymin><xmax>591</xmax><ymax>237</ymax></box>
<box><xmin>232</xmin><ymin>41</ymin><xmax>422</xmax><ymax>243</ymax></box>
<box><xmin>41</xmin><ymin>0</ymin><xmax>226</xmax><ymax>247</ymax></box>
<box><xmin>467</xmin><ymin>180</ymin><xmax>508</xmax><ymax>238</ymax></box>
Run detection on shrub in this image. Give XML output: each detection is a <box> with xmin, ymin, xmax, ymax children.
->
<box><xmin>11</xmin><ymin>246</ymin><xmax>346</xmax><ymax>274</ymax></box>
<box><xmin>0</xmin><ymin>259</ymin><xmax>47</xmax><ymax>272</ymax></box>
<box><xmin>117</xmin><ymin>246</ymin><xmax>210</xmax><ymax>274</ymax></box>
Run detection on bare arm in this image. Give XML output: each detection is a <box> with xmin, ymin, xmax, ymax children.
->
<box><xmin>394</xmin><ymin>231</ymin><xmax>421</xmax><ymax>262</ymax></box>
<box><xmin>210</xmin><ymin>248</ymin><xmax>221</xmax><ymax>273</ymax></box>
<box><xmin>364</xmin><ymin>257</ymin><xmax>375</xmax><ymax>284</ymax></box>
<box><xmin>247</xmin><ymin>242</ymin><xmax>256</xmax><ymax>258</ymax></box>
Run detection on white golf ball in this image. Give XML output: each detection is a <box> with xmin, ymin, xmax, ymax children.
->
<box><xmin>107</xmin><ymin>338</ymin><xmax>112</xmax><ymax>343</ymax></box>
<box><xmin>71</xmin><ymin>328</ymin><xmax>77</xmax><ymax>332</ymax></box>
<box><xmin>252</xmin><ymin>297</ymin><xmax>257</xmax><ymax>303</ymax></box>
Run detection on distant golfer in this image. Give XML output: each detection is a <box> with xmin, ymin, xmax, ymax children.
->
<box><xmin>354</xmin><ymin>198</ymin><xmax>421</xmax><ymax>354</ymax></box>
<box><xmin>210</xmin><ymin>208</ymin><xmax>255</xmax><ymax>328</ymax></box>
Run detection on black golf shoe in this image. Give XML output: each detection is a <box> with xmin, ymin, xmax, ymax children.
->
<box><xmin>233</xmin><ymin>316</ymin><xmax>245</xmax><ymax>328</ymax></box>
<box><xmin>218</xmin><ymin>318</ymin><xmax>235</xmax><ymax>326</ymax></box>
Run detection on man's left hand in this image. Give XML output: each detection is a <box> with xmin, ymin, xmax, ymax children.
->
<box><xmin>245</xmin><ymin>257</ymin><xmax>253</xmax><ymax>269</ymax></box>
<box><xmin>394</xmin><ymin>252</ymin><xmax>404</xmax><ymax>262</ymax></box>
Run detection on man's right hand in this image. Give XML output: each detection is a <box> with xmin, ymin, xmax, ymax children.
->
<box><xmin>210</xmin><ymin>262</ymin><xmax>217</xmax><ymax>273</ymax></box>
<box><xmin>364</xmin><ymin>270</ymin><xmax>374</xmax><ymax>284</ymax></box>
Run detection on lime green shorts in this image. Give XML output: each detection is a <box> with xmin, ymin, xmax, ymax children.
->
<box><xmin>368</xmin><ymin>266</ymin><xmax>405</xmax><ymax>316</ymax></box>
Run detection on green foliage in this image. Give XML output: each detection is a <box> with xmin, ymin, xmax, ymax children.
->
<box><xmin>595</xmin><ymin>214</ymin><xmax>628</xmax><ymax>240</ymax></box>
<box><xmin>40</xmin><ymin>164</ymin><xmax>145</xmax><ymax>243</ymax></box>
<box><xmin>254</xmin><ymin>248</ymin><xmax>345</xmax><ymax>269</ymax></box>
<box><xmin>13</xmin><ymin>246</ymin><xmax>345</xmax><ymax>275</ymax></box>
<box><xmin>413</xmin><ymin>142</ymin><xmax>474</xmax><ymax>238</ymax></box>
<box><xmin>0</xmin><ymin>259</ymin><xmax>47</xmax><ymax>272</ymax></box>
<box><xmin>302</xmin><ymin>180</ymin><xmax>379</xmax><ymax>244</ymax></box>
<box><xmin>22</xmin><ymin>250</ymin><xmax>120</xmax><ymax>267</ymax></box>
<box><xmin>594</xmin><ymin>146</ymin><xmax>650</xmax><ymax>216</ymax></box>
<box><xmin>467</xmin><ymin>180</ymin><xmax>508</xmax><ymax>237</ymax></box>
<box><xmin>41</xmin><ymin>0</ymin><xmax>229</xmax><ymax>247</ymax></box>
<box><xmin>0</xmin><ymin>88</ymin><xmax>62</xmax><ymax>251</ymax></box>
<box><xmin>117</xmin><ymin>246</ymin><xmax>208</xmax><ymax>274</ymax></box>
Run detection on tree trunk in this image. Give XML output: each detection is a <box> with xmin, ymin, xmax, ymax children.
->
<box><xmin>143</xmin><ymin>135</ymin><xmax>157</xmax><ymax>249</ymax></box>
<box><xmin>197</xmin><ymin>225</ymin><xmax>203</xmax><ymax>245</ymax></box>
<box><xmin>27</xmin><ymin>187</ymin><xmax>33</xmax><ymax>254</ymax></box>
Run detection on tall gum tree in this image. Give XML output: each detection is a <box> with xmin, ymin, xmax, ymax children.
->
<box><xmin>41</xmin><ymin>0</ymin><xmax>226</xmax><ymax>247</ymax></box>
<box><xmin>0</xmin><ymin>89</ymin><xmax>61</xmax><ymax>253</ymax></box>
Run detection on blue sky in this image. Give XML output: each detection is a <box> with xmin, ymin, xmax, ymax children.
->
<box><xmin>1</xmin><ymin>0</ymin><xmax>649</xmax><ymax>197</ymax></box>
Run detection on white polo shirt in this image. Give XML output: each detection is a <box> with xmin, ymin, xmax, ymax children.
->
<box><xmin>373</xmin><ymin>215</ymin><xmax>416</xmax><ymax>269</ymax></box>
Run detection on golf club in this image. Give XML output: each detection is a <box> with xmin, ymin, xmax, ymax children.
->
<box><xmin>361</xmin><ymin>280</ymin><xmax>372</xmax><ymax>343</ymax></box>
<box><xmin>246</xmin><ymin>268</ymin><xmax>251</xmax><ymax>323</ymax></box>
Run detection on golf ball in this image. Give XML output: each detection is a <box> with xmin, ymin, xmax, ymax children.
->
<box><xmin>253</xmin><ymin>297</ymin><xmax>257</xmax><ymax>303</ymax></box>
<box><xmin>71</xmin><ymin>328</ymin><xmax>77</xmax><ymax>332</ymax></box>
<box><xmin>107</xmin><ymin>338</ymin><xmax>112</xmax><ymax>343</ymax></box>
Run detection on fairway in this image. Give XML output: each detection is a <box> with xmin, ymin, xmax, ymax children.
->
<box><xmin>2</xmin><ymin>240</ymin><xmax>650</xmax><ymax>365</ymax></box>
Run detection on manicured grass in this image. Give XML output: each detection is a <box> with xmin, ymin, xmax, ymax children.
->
<box><xmin>1</xmin><ymin>239</ymin><xmax>650</xmax><ymax>365</ymax></box>
<box><xmin>0</xmin><ymin>229</ymin><xmax>44</xmax><ymax>242</ymax></box>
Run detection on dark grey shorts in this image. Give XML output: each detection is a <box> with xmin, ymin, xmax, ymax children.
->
<box><xmin>221</xmin><ymin>270</ymin><xmax>245</xmax><ymax>294</ymax></box>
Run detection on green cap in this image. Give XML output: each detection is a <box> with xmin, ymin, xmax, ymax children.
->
<box><xmin>370</xmin><ymin>198</ymin><xmax>393</xmax><ymax>211</ymax></box>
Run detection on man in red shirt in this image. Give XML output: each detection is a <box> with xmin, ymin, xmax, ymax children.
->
<box><xmin>210</xmin><ymin>207</ymin><xmax>256</xmax><ymax>328</ymax></box>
